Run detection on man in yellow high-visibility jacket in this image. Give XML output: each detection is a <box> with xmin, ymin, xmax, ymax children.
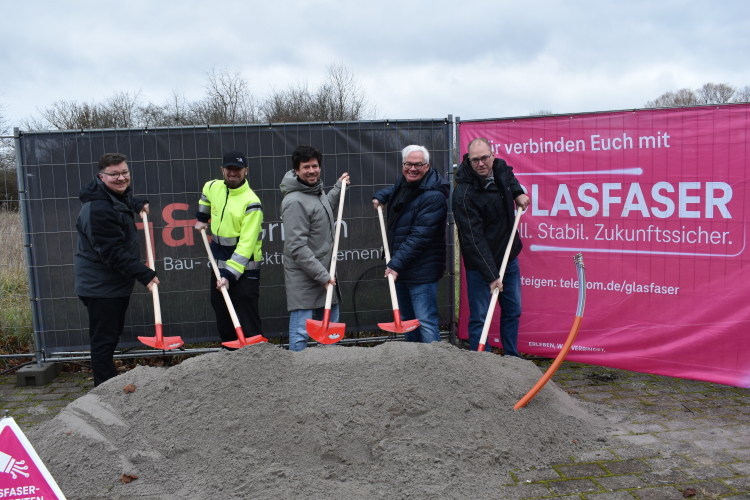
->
<box><xmin>195</xmin><ymin>150</ymin><xmax>264</xmax><ymax>346</ymax></box>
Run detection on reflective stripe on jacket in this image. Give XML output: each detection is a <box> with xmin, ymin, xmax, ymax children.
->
<box><xmin>196</xmin><ymin>179</ymin><xmax>263</xmax><ymax>282</ymax></box>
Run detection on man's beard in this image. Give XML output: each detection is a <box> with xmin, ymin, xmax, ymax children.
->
<box><xmin>225</xmin><ymin>178</ymin><xmax>244</xmax><ymax>189</ymax></box>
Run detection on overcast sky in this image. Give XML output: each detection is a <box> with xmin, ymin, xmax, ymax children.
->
<box><xmin>1</xmin><ymin>0</ymin><xmax>749</xmax><ymax>128</ymax></box>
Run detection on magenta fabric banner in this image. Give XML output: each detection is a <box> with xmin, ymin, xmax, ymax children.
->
<box><xmin>458</xmin><ymin>104</ymin><xmax>750</xmax><ymax>387</ymax></box>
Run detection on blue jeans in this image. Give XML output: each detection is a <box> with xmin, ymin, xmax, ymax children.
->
<box><xmin>394</xmin><ymin>281</ymin><xmax>441</xmax><ymax>343</ymax></box>
<box><xmin>288</xmin><ymin>304</ymin><xmax>340</xmax><ymax>352</ymax></box>
<box><xmin>465</xmin><ymin>258</ymin><xmax>521</xmax><ymax>357</ymax></box>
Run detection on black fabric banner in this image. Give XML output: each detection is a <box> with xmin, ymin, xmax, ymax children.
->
<box><xmin>18</xmin><ymin>120</ymin><xmax>453</xmax><ymax>352</ymax></box>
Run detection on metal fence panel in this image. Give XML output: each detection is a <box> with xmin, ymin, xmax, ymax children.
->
<box><xmin>17</xmin><ymin>120</ymin><xmax>454</xmax><ymax>353</ymax></box>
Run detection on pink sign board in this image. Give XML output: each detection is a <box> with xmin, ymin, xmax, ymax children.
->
<box><xmin>458</xmin><ymin>104</ymin><xmax>750</xmax><ymax>387</ymax></box>
<box><xmin>0</xmin><ymin>417</ymin><xmax>65</xmax><ymax>499</ymax></box>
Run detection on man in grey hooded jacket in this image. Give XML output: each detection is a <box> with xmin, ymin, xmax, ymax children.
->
<box><xmin>280</xmin><ymin>145</ymin><xmax>350</xmax><ymax>351</ymax></box>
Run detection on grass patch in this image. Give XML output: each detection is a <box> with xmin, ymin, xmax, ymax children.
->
<box><xmin>0</xmin><ymin>210</ymin><xmax>33</xmax><ymax>365</ymax></box>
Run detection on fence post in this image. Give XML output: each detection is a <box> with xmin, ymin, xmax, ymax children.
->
<box><xmin>447</xmin><ymin>115</ymin><xmax>457</xmax><ymax>345</ymax></box>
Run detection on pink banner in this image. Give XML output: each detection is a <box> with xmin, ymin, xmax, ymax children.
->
<box><xmin>0</xmin><ymin>418</ymin><xmax>65</xmax><ymax>498</ymax></box>
<box><xmin>458</xmin><ymin>104</ymin><xmax>750</xmax><ymax>387</ymax></box>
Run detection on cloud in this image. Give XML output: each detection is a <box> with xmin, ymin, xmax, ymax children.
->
<box><xmin>1</xmin><ymin>0</ymin><xmax>749</xmax><ymax>126</ymax></box>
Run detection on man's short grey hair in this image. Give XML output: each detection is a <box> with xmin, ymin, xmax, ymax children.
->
<box><xmin>401</xmin><ymin>145</ymin><xmax>430</xmax><ymax>164</ymax></box>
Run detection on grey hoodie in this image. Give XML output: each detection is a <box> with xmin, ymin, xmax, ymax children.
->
<box><xmin>280</xmin><ymin>170</ymin><xmax>342</xmax><ymax>311</ymax></box>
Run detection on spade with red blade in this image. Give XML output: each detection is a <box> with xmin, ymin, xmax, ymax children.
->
<box><xmin>137</xmin><ymin>211</ymin><xmax>184</xmax><ymax>350</ymax></box>
<box><xmin>200</xmin><ymin>228</ymin><xmax>268</xmax><ymax>349</ymax></box>
<box><xmin>305</xmin><ymin>180</ymin><xmax>347</xmax><ymax>344</ymax></box>
<box><xmin>376</xmin><ymin>205</ymin><xmax>420</xmax><ymax>334</ymax></box>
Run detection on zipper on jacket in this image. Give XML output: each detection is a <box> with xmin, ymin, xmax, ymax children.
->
<box><xmin>217</xmin><ymin>185</ymin><xmax>229</xmax><ymax>234</ymax></box>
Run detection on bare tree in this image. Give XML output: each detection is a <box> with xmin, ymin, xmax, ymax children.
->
<box><xmin>190</xmin><ymin>68</ymin><xmax>259</xmax><ymax>125</ymax></box>
<box><xmin>102</xmin><ymin>91</ymin><xmax>143</xmax><ymax>127</ymax></box>
<box><xmin>0</xmin><ymin>102</ymin><xmax>10</xmax><ymax>137</ymax></box>
<box><xmin>645</xmin><ymin>83</ymin><xmax>750</xmax><ymax>108</ymax></box>
<box><xmin>21</xmin><ymin>100</ymin><xmax>82</xmax><ymax>130</ymax></box>
<box><xmin>137</xmin><ymin>91</ymin><xmax>196</xmax><ymax>127</ymax></box>
<box><xmin>322</xmin><ymin>63</ymin><xmax>374</xmax><ymax>121</ymax></box>
<box><xmin>733</xmin><ymin>85</ymin><xmax>750</xmax><ymax>103</ymax></box>
<box><xmin>21</xmin><ymin>71</ymin><xmax>261</xmax><ymax>129</ymax></box>
<box><xmin>529</xmin><ymin>110</ymin><xmax>554</xmax><ymax>116</ymax></box>
<box><xmin>0</xmin><ymin>102</ymin><xmax>19</xmax><ymax>210</ymax></box>
<box><xmin>261</xmin><ymin>64</ymin><xmax>376</xmax><ymax>123</ymax></box>
<box><xmin>0</xmin><ymin>102</ymin><xmax>13</xmax><ymax>167</ymax></box>
<box><xmin>261</xmin><ymin>82</ymin><xmax>317</xmax><ymax>123</ymax></box>
<box><xmin>22</xmin><ymin>91</ymin><xmax>145</xmax><ymax>130</ymax></box>
<box><xmin>161</xmin><ymin>90</ymin><xmax>197</xmax><ymax>125</ymax></box>
<box><xmin>22</xmin><ymin>64</ymin><xmax>377</xmax><ymax>129</ymax></box>
<box><xmin>645</xmin><ymin>88</ymin><xmax>700</xmax><ymax>108</ymax></box>
<box><xmin>696</xmin><ymin>83</ymin><xmax>736</xmax><ymax>104</ymax></box>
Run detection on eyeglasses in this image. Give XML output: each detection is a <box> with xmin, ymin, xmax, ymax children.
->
<box><xmin>469</xmin><ymin>155</ymin><xmax>492</xmax><ymax>165</ymax></box>
<box><xmin>100</xmin><ymin>171</ymin><xmax>131</xmax><ymax>179</ymax></box>
<box><xmin>402</xmin><ymin>162</ymin><xmax>428</xmax><ymax>170</ymax></box>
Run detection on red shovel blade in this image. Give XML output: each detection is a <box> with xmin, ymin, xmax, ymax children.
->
<box><xmin>138</xmin><ymin>335</ymin><xmax>185</xmax><ymax>349</ymax></box>
<box><xmin>306</xmin><ymin>320</ymin><xmax>346</xmax><ymax>344</ymax></box>
<box><xmin>306</xmin><ymin>309</ymin><xmax>346</xmax><ymax>344</ymax></box>
<box><xmin>378</xmin><ymin>310</ymin><xmax>420</xmax><ymax>334</ymax></box>
<box><xmin>378</xmin><ymin>318</ymin><xmax>420</xmax><ymax>333</ymax></box>
<box><xmin>222</xmin><ymin>335</ymin><xmax>268</xmax><ymax>349</ymax></box>
<box><xmin>222</xmin><ymin>325</ymin><xmax>268</xmax><ymax>349</ymax></box>
<box><xmin>138</xmin><ymin>325</ymin><xmax>184</xmax><ymax>350</ymax></box>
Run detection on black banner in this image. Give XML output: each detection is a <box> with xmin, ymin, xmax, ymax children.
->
<box><xmin>19</xmin><ymin>120</ymin><xmax>454</xmax><ymax>352</ymax></box>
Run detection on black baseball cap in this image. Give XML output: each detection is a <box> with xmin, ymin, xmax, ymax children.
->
<box><xmin>222</xmin><ymin>151</ymin><xmax>247</xmax><ymax>169</ymax></box>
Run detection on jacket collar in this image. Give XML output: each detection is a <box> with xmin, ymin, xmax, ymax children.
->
<box><xmin>405</xmin><ymin>167</ymin><xmax>444</xmax><ymax>191</ymax></box>
<box><xmin>94</xmin><ymin>176</ymin><xmax>132</xmax><ymax>211</ymax></box>
<box><xmin>225</xmin><ymin>179</ymin><xmax>250</xmax><ymax>195</ymax></box>
<box><xmin>280</xmin><ymin>169</ymin><xmax>324</xmax><ymax>196</ymax></box>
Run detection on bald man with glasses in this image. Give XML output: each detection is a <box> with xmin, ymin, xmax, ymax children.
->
<box><xmin>452</xmin><ymin>138</ymin><xmax>530</xmax><ymax>356</ymax></box>
<box><xmin>372</xmin><ymin>145</ymin><xmax>450</xmax><ymax>343</ymax></box>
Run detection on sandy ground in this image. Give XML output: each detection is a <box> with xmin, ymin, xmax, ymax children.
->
<box><xmin>28</xmin><ymin>342</ymin><xmax>628</xmax><ymax>499</ymax></box>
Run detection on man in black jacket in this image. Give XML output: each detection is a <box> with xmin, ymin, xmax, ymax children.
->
<box><xmin>75</xmin><ymin>153</ymin><xmax>159</xmax><ymax>386</ymax></box>
<box><xmin>452</xmin><ymin>138</ymin><xmax>529</xmax><ymax>356</ymax></box>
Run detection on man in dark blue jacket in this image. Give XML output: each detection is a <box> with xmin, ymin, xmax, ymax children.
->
<box><xmin>373</xmin><ymin>145</ymin><xmax>449</xmax><ymax>343</ymax></box>
<box><xmin>453</xmin><ymin>138</ymin><xmax>529</xmax><ymax>356</ymax></box>
<box><xmin>75</xmin><ymin>153</ymin><xmax>159</xmax><ymax>386</ymax></box>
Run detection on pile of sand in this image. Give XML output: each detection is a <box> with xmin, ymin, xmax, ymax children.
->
<box><xmin>29</xmin><ymin>342</ymin><xmax>623</xmax><ymax>499</ymax></box>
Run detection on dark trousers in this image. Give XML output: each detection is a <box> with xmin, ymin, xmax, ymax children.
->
<box><xmin>210</xmin><ymin>273</ymin><xmax>263</xmax><ymax>344</ymax></box>
<box><xmin>465</xmin><ymin>258</ymin><xmax>522</xmax><ymax>357</ymax></box>
<box><xmin>79</xmin><ymin>295</ymin><xmax>130</xmax><ymax>386</ymax></box>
